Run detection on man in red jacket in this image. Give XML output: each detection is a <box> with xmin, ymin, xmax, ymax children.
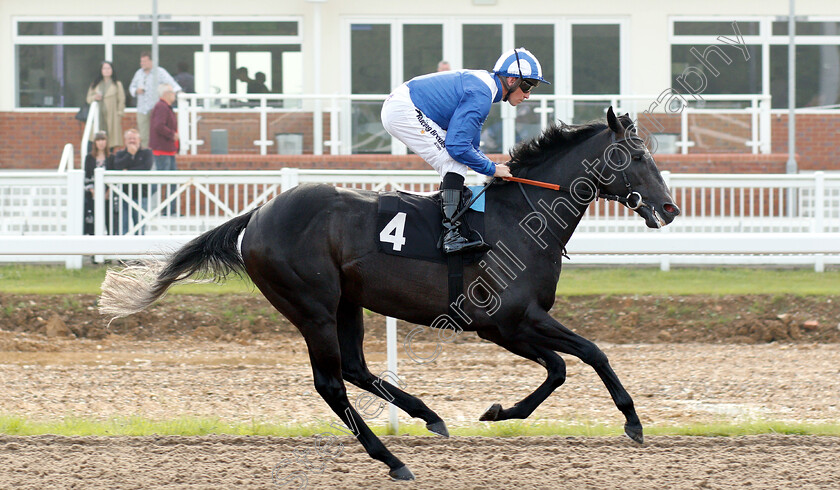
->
<box><xmin>149</xmin><ymin>83</ymin><xmax>179</xmax><ymax>215</ymax></box>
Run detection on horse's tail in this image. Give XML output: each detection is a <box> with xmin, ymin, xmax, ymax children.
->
<box><xmin>99</xmin><ymin>208</ymin><xmax>258</xmax><ymax>320</ymax></box>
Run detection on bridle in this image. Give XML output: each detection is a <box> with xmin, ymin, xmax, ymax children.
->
<box><xmin>513</xmin><ymin>130</ymin><xmax>646</xmax><ymax>206</ymax></box>
<box><xmin>511</xmin><ymin>129</ymin><xmax>649</xmax><ymax>254</ymax></box>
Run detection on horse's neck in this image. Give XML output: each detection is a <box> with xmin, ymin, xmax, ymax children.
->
<box><xmin>516</xmin><ymin>140</ymin><xmax>605</xmax><ymax>245</ymax></box>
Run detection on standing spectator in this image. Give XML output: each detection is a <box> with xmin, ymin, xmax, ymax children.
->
<box><xmin>110</xmin><ymin>128</ymin><xmax>154</xmax><ymax>235</ymax></box>
<box><xmin>437</xmin><ymin>60</ymin><xmax>451</xmax><ymax>72</ymax></box>
<box><xmin>86</xmin><ymin>61</ymin><xmax>125</xmax><ymax>151</ymax></box>
<box><xmin>252</xmin><ymin>72</ymin><xmax>270</xmax><ymax>94</ymax></box>
<box><xmin>129</xmin><ymin>51</ymin><xmax>181</xmax><ymax>148</ymax></box>
<box><xmin>83</xmin><ymin>131</ymin><xmax>113</xmax><ymax>235</ymax></box>
<box><xmin>236</xmin><ymin>67</ymin><xmax>269</xmax><ymax>105</ymax></box>
<box><xmin>174</xmin><ymin>61</ymin><xmax>195</xmax><ymax>94</ymax></box>
<box><xmin>150</xmin><ymin>83</ymin><xmax>179</xmax><ymax>215</ymax></box>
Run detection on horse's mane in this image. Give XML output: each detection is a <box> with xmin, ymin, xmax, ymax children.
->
<box><xmin>508</xmin><ymin>115</ymin><xmax>635</xmax><ymax>172</ymax></box>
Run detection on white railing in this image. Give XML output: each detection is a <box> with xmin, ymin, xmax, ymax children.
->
<box><xmin>2</xmin><ymin>169</ymin><xmax>839</xmax><ymax>271</ymax></box>
<box><xmin>581</xmin><ymin>172</ymin><xmax>840</xmax><ymax>234</ymax></box>
<box><xmin>76</xmin><ymin>100</ymin><xmax>100</xmax><ymax>170</ymax></box>
<box><xmin>56</xmin><ymin>143</ymin><xmax>74</xmax><ymax>173</ymax></box>
<box><xmin>0</xmin><ymin>170</ymin><xmax>84</xmax><ymax>268</ymax></box>
<box><xmin>176</xmin><ymin>93</ymin><xmax>773</xmax><ymax>157</ymax></box>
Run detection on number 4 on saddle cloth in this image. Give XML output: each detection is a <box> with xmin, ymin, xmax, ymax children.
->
<box><xmin>376</xmin><ymin>186</ymin><xmax>487</xmax><ymax>263</ymax></box>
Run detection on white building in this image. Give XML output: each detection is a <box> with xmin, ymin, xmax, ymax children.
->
<box><xmin>2</xmin><ymin>0</ymin><xmax>838</xmax><ymax>157</ymax></box>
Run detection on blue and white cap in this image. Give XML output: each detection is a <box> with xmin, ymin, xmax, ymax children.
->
<box><xmin>492</xmin><ymin>47</ymin><xmax>550</xmax><ymax>84</ymax></box>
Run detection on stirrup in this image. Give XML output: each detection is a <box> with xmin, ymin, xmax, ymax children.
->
<box><xmin>442</xmin><ymin>225</ymin><xmax>490</xmax><ymax>255</ymax></box>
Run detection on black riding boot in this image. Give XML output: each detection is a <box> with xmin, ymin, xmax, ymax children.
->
<box><xmin>440</xmin><ymin>173</ymin><xmax>489</xmax><ymax>255</ymax></box>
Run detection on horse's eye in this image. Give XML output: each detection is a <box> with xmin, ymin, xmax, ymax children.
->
<box><xmin>632</xmin><ymin>155</ymin><xmax>643</xmax><ymax>161</ymax></box>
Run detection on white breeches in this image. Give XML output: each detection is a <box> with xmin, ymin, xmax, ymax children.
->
<box><xmin>381</xmin><ymin>84</ymin><xmax>469</xmax><ymax>179</ymax></box>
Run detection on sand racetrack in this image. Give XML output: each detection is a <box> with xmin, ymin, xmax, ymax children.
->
<box><xmin>1</xmin><ymin>293</ymin><xmax>839</xmax><ymax>488</ymax></box>
<box><xmin>3</xmin><ymin>433</ymin><xmax>840</xmax><ymax>489</ymax></box>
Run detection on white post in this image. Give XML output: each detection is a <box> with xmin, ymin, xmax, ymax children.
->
<box><xmin>386</xmin><ymin>316</ymin><xmax>398</xmax><ymax>434</ymax></box>
<box><xmin>330</xmin><ymin>96</ymin><xmax>341</xmax><ymax>155</ymax></box>
<box><xmin>759</xmin><ymin>96</ymin><xmax>772</xmax><ymax>154</ymax></box>
<box><xmin>94</xmin><ymin>166</ymin><xmax>106</xmax><ymax>263</ymax></box>
<box><xmin>679</xmin><ymin>107</ymin><xmax>692</xmax><ymax>154</ymax></box>
<box><xmin>190</xmin><ymin>102</ymin><xmax>200</xmax><ymax>155</ymax></box>
<box><xmin>280</xmin><ymin>167</ymin><xmax>300</xmax><ymax>193</ymax></box>
<box><xmin>255</xmin><ymin>97</ymin><xmax>272</xmax><ymax>155</ymax></box>
<box><xmin>65</xmin><ymin>170</ymin><xmax>85</xmax><ymax>269</ymax></box>
<box><xmin>748</xmin><ymin>97</ymin><xmax>759</xmax><ymax>154</ymax></box>
<box><xmin>177</xmin><ymin>93</ymin><xmax>189</xmax><ymax>155</ymax></box>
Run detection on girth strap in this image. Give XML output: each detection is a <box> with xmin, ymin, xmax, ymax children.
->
<box><xmin>447</xmin><ymin>254</ymin><xmax>464</xmax><ymax>317</ymax></box>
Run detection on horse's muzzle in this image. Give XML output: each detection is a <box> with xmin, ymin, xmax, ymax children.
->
<box><xmin>638</xmin><ymin>201</ymin><xmax>680</xmax><ymax>229</ymax></box>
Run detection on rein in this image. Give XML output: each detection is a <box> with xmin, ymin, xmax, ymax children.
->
<box><xmin>504</xmin><ymin>131</ymin><xmax>647</xmax><ymax>210</ymax></box>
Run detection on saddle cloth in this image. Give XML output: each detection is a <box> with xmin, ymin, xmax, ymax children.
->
<box><xmin>376</xmin><ymin>187</ymin><xmax>486</xmax><ymax>264</ymax></box>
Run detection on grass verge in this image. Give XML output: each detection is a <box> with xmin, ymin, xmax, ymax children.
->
<box><xmin>1</xmin><ymin>415</ymin><xmax>838</xmax><ymax>438</ymax></box>
<box><xmin>1</xmin><ymin>264</ymin><xmax>839</xmax><ymax>296</ymax></box>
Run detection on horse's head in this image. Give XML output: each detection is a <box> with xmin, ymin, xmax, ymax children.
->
<box><xmin>599</xmin><ymin>107</ymin><xmax>680</xmax><ymax>228</ymax></box>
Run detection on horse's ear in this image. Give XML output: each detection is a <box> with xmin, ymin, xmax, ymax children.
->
<box><xmin>606</xmin><ymin>106</ymin><xmax>624</xmax><ymax>133</ymax></box>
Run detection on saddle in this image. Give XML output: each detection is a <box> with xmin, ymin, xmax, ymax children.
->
<box><xmin>376</xmin><ymin>187</ymin><xmax>486</xmax><ymax>264</ymax></box>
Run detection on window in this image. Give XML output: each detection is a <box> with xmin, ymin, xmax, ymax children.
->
<box><xmin>17</xmin><ymin>44</ymin><xmax>104</xmax><ymax>108</ymax></box>
<box><xmin>403</xmin><ymin>24</ymin><xmax>443</xmax><ymax>81</ymax></box>
<box><xmin>573</xmin><ymin>24</ymin><xmax>621</xmax><ymax>122</ymax></box>
<box><xmin>514</xmin><ymin>24</ymin><xmax>555</xmax><ymax>142</ymax></box>
<box><xmin>115</xmin><ymin>21</ymin><xmax>200</xmax><ymax>36</ymax></box>
<box><xmin>463</xmin><ymin>24</ymin><xmax>502</xmax><ymax>70</ymax></box>
<box><xmin>772</xmin><ymin>21</ymin><xmax>840</xmax><ymax>36</ymax></box>
<box><xmin>463</xmin><ymin>24</ymin><xmax>503</xmax><ymax>153</ymax></box>
<box><xmin>351</xmin><ymin>24</ymin><xmax>391</xmax><ymax>153</ymax></box>
<box><xmin>671</xmin><ymin>44</ymin><xmax>762</xmax><ymax>103</ymax></box>
<box><xmin>672</xmin><ymin>17</ymin><xmax>840</xmax><ymax>109</ymax></box>
<box><xmin>213</xmin><ymin>21</ymin><xmax>298</xmax><ymax>36</ymax></box>
<box><xmin>14</xmin><ymin>17</ymin><xmax>303</xmax><ymax>108</ymax></box>
<box><xmin>18</xmin><ymin>21</ymin><xmax>101</xmax><ymax>36</ymax></box>
<box><xmin>674</xmin><ymin>21</ymin><xmax>759</xmax><ymax>36</ymax></box>
<box><xmin>770</xmin><ymin>45</ymin><xmax>840</xmax><ymax>108</ymax></box>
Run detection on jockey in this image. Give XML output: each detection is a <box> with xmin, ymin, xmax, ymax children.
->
<box><xmin>381</xmin><ymin>47</ymin><xmax>550</xmax><ymax>254</ymax></box>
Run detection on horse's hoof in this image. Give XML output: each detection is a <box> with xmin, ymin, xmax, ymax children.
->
<box><xmin>479</xmin><ymin>403</ymin><xmax>502</xmax><ymax>421</ymax></box>
<box><xmin>426</xmin><ymin>420</ymin><xmax>449</xmax><ymax>437</ymax></box>
<box><xmin>624</xmin><ymin>424</ymin><xmax>644</xmax><ymax>444</ymax></box>
<box><xmin>389</xmin><ymin>465</ymin><xmax>415</xmax><ymax>481</ymax></box>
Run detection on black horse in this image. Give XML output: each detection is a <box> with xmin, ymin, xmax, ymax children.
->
<box><xmin>100</xmin><ymin>107</ymin><xmax>679</xmax><ymax>481</ymax></box>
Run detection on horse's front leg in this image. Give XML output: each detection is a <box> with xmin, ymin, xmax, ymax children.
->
<box><xmin>475</xmin><ymin>327</ymin><xmax>567</xmax><ymax>422</ymax></box>
<box><xmin>519</xmin><ymin>308</ymin><xmax>644</xmax><ymax>443</ymax></box>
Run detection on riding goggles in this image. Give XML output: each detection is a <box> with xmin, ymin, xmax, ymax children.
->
<box><xmin>519</xmin><ymin>78</ymin><xmax>540</xmax><ymax>93</ymax></box>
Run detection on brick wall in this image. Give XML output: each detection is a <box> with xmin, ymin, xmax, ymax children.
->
<box><xmin>176</xmin><ymin>152</ymin><xmax>789</xmax><ymax>174</ymax></box>
<box><xmin>0</xmin><ymin>110</ymin><xmax>832</xmax><ymax>172</ymax></box>
<box><xmin>770</xmin><ymin>113</ymin><xmax>840</xmax><ymax>171</ymax></box>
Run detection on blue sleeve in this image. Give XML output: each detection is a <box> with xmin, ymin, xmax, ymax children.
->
<box><xmin>444</xmin><ymin>80</ymin><xmax>497</xmax><ymax>176</ymax></box>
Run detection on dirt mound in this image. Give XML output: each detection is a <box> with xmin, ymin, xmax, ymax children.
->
<box><xmin>1</xmin><ymin>293</ymin><xmax>838</xmax><ymax>348</ymax></box>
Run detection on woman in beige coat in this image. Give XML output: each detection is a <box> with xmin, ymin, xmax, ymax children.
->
<box><xmin>86</xmin><ymin>61</ymin><xmax>126</xmax><ymax>151</ymax></box>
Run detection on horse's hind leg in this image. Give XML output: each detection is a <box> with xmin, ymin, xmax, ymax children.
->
<box><xmin>475</xmin><ymin>328</ymin><xmax>566</xmax><ymax>422</ymax></box>
<box><xmin>520</xmin><ymin>309</ymin><xmax>644</xmax><ymax>444</ymax></box>
<box><xmin>248</xmin><ymin>271</ymin><xmax>414</xmax><ymax>480</ymax></box>
<box><xmin>336</xmin><ymin>297</ymin><xmax>449</xmax><ymax>437</ymax></box>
